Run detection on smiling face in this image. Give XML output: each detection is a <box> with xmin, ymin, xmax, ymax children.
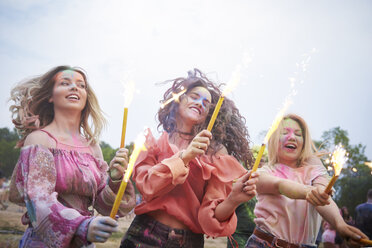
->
<box><xmin>277</xmin><ymin>118</ymin><xmax>304</xmax><ymax>167</ymax></box>
<box><xmin>177</xmin><ymin>86</ymin><xmax>212</xmax><ymax>131</ymax></box>
<box><xmin>49</xmin><ymin>70</ymin><xmax>87</xmax><ymax>112</ymax></box>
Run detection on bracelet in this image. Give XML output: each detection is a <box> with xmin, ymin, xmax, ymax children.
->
<box><xmin>179</xmin><ymin>150</ymin><xmax>189</xmax><ymax>168</ymax></box>
<box><xmin>179</xmin><ymin>151</ymin><xmax>184</xmax><ymax>160</ymax></box>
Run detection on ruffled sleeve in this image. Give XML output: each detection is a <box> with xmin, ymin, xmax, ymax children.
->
<box><xmin>198</xmin><ymin>154</ymin><xmax>247</xmax><ymax>237</ymax></box>
<box><xmin>132</xmin><ymin>130</ymin><xmax>189</xmax><ymax>202</ymax></box>
<box><xmin>11</xmin><ymin>145</ymin><xmax>91</xmax><ymax>248</ymax></box>
<box><xmin>94</xmin><ymin>159</ymin><xmax>136</xmax><ymax>217</ymax></box>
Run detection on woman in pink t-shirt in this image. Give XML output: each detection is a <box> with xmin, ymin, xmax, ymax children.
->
<box><xmin>246</xmin><ymin>114</ymin><xmax>367</xmax><ymax>248</ymax></box>
<box><xmin>9</xmin><ymin>66</ymin><xmax>136</xmax><ymax>247</ymax></box>
<box><xmin>120</xmin><ymin>69</ymin><xmax>258</xmax><ymax>248</ymax></box>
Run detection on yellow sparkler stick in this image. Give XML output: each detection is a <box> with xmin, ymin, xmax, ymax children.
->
<box><xmin>249</xmin><ymin>109</ymin><xmax>286</xmax><ymax>178</ymax></box>
<box><xmin>251</xmin><ymin>144</ymin><xmax>266</xmax><ymax>174</ymax></box>
<box><xmin>120</xmin><ymin>108</ymin><xmax>128</xmax><ymax>148</ymax></box>
<box><xmin>324</xmin><ymin>144</ymin><xmax>348</xmax><ymax>194</ymax></box>
<box><xmin>110</xmin><ymin>135</ymin><xmax>146</xmax><ymax>219</ymax></box>
<box><xmin>359</xmin><ymin>238</ymin><xmax>372</xmax><ymax>246</ymax></box>
<box><xmin>207</xmin><ymin>95</ymin><xmax>224</xmax><ymax>131</ymax></box>
<box><xmin>324</xmin><ymin>175</ymin><xmax>339</xmax><ymax>194</ymax></box>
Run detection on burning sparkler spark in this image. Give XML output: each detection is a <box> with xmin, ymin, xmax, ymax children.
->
<box><xmin>122</xmin><ymin>80</ymin><xmax>136</xmax><ymax>108</ymax></box>
<box><xmin>160</xmin><ymin>87</ymin><xmax>186</xmax><ymax>109</ymax></box>
<box><xmin>324</xmin><ymin>144</ymin><xmax>348</xmax><ymax>194</ymax></box>
<box><xmin>330</xmin><ymin>144</ymin><xmax>348</xmax><ymax>176</ymax></box>
<box><xmin>365</xmin><ymin>161</ymin><xmax>372</xmax><ymax>169</ymax></box>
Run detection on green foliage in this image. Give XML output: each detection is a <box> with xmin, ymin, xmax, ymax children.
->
<box><xmin>316</xmin><ymin>126</ymin><xmax>371</xmax><ymax>217</ymax></box>
<box><xmin>100</xmin><ymin>141</ymin><xmax>135</xmax><ymax>165</ymax></box>
<box><xmin>251</xmin><ymin>144</ymin><xmax>268</xmax><ymax>169</ymax></box>
<box><xmin>99</xmin><ymin>141</ymin><xmax>138</xmax><ymax>194</ymax></box>
<box><xmin>100</xmin><ymin>141</ymin><xmax>117</xmax><ymax>165</ymax></box>
<box><xmin>0</xmin><ymin>128</ymin><xmax>20</xmax><ymax>178</ymax></box>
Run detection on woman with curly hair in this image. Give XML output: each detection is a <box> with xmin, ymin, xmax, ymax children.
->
<box><xmin>9</xmin><ymin>65</ymin><xmax>136</xmax><ymax>248</ymax></box>
<box><xmin>120</xmin><ymin>69</ymin><xmax>258</xmax><ymax>248</ymax></box>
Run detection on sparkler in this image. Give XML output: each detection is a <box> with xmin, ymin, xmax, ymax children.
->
<box><xmin>250</xmin><ymin>49</ymin><xmax>316</xmax><ymax>177</ymax></box>
<box><xmin>110</xmin><ymin>132</ymin><xmax>147</xmax><ymax>219</ymax></box>
<box><xmin>324</xmin><ymin>144</ymin><xmax>348</xmax><ymax>194</ymax></box>
<box><xmin>250</xmin><ymin>105</ymin><xmax>289</xmax><ymax>177</ymax></box>
<box><xmin>207</xmin><ymin>64</ymin><xmax>242</xmax><ymax>131</ymax></box>
<box><xmin>120</xmin><ymin>80</ymin><xmax>135</xmax><ymax>148</ymax></box>
<box><xmin>364</xmin><ymin>161</ymin><xmax>372</xmax><ymax>169</ymax></box>
<box><xmin>160</xmin><ymin>87</ymin><xmax>187</xmax><ymax>109</ymax></box>
<box><xmin>359</xmin><ymin>238</ymin><xmax>372</xmax><ymax>246</ymax></box>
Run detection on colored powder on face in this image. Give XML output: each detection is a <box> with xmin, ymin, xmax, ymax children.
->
<box><xmin>280</xmin><ymin>128</ymin><xmax>296</xmax><ymax>145</ymax></box>
<box><xmin>190</xmin><ymin>95</ymin><xmax>210</xmax><ymax>110</ymax></box>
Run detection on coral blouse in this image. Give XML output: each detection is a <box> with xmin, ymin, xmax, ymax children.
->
<box><xmin>133</xmin><ymin>129</ymin><xmax>247</xmax><ymax>237</ymax></box>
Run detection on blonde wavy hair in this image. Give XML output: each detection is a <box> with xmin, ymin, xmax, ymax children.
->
<box><xmin>9</xmin><ymin>65</ymin><xmax>106</xmax><ymax>147</ymax></box>
<box><xmin>267</xmin><ymin>114</ymin><xmax>317</xmax><ymax>166</ymax></box>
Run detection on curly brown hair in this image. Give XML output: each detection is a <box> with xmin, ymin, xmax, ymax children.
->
<box><xmin>157</xmin><ymin>68</ymin><xmax>252</xmax><ymax>167</ymax></box>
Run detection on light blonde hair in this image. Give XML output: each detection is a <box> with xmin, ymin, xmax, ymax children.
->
<box><xmin>9</xmin><ymin>65</ymin><xmax>106</xmax><ymax>147</ymax></box>
<box><xmin>267</xmin><ymin>114</ymin><xmax>317</xmax><ymax>166</ymax></box>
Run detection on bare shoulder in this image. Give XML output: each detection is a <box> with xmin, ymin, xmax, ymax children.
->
<box><xmin>90</xmin><ymin>142</ymin><xmax>104</xmax><ymax>160</ymax></box>
<box><xmin>24</xmin><ymin>130</ymin><xmax>56</xmax><ymax>148</ymax></box>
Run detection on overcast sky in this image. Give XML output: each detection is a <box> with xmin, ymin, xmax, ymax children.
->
<box><xmin>0</xmin><ymin>0</ymin><xmax>371</xmax><ymax>161</ymax></box>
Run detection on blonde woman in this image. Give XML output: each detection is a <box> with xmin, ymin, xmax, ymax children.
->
<box><xmin>246</xmin><ymin>114</ymin><xmax>367</xmax><ymax>248</ymax></box>
<box><xmin>9</xmin><ymin>66</ymin><xmax>136</xmax><ymax>248</ymax></box>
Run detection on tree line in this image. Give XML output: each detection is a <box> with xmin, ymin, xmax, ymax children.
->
<box><xmin>0</xmin><ymin>126</ymin><xmax>370</xmax><ymax>217</ymax></box>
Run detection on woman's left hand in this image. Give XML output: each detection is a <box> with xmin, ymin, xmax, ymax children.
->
<box><xmin>109</xmin><ymin>148</ymin><xmax>129</xmax><ymax>181</ymax></box>
<box><xmin>305</xmin><ymin>186</ymin><xmax>330</xmax><ymax>206</ymax></box>
<box><xmin>336</xmin><ymin>222</ymin><xmax>368</xmax><ymax>248</ymax></box>
<box><xmin>229</xmin><ymin>170</ymin><xmax>259</xmax><ymax>205</ymax></box>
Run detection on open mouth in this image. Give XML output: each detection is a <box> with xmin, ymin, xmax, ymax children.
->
<box><xmin>284</xmin><ymin>143</ymin><xmax>297</xmax><ymax>150</ymax></box>
<box><xmin>66</xmin><ymin>94</ymin><xmax>80</xmax><ymax>100</ymax></box>
<box><xmin>189</xmin><ymin>106</ymin><xmax>201</xmax><ymax>115</ymax></box>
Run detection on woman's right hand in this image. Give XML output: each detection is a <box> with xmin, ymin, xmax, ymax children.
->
<box><xmin>181</xmin><ymin>130</ymin><xmax>212</xmax><ymax>165</ymax></box>
<box><xmin>230</xmin><ymin>170</ymin><xmax>259</xmax><ymax>205</ymax></box>
<box><xmin>87</xmin><ymin>216</ymin><xmax>119</xmax><ymax>243</ymax></box>
<box><xmin>108</xmin><ymin>148</ymin><xmax>129</xmax><ymax>181</ymax></box>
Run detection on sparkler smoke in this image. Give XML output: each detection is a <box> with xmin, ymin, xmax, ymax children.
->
<box><xmin>263</xmin><ymin>48</ymin><xmax>318</xmax><ymax>143</ymax></box>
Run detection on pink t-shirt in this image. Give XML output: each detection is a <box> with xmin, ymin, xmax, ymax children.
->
<box><xmin>132</xmin><ymin>129</ymin><xmax>247</xmax><ymax>237</ymax></box>
<box><xmin>254</xmin><ymin>156</ymin><xmax>330</xmax><ymax>245</ymax></box>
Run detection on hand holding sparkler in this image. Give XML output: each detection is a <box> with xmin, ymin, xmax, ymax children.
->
<box><xmin>324</xmin><ymin>144</ymin><xmax>348</xmax><ymax>194</ymax></box>
<box><xmin>180</xmin><ymin>130</ymin><xmax>211</xmax><ymax>165</ymax></box>
<box><xmin>109</xmin><ymin>148</ymin><xmax>129</xmax><ymax>181</ymax></box>
<box><xmin>110</xmin><ymin>133</ymin><xmax>146</xmax><ymax>219</ymax></box>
